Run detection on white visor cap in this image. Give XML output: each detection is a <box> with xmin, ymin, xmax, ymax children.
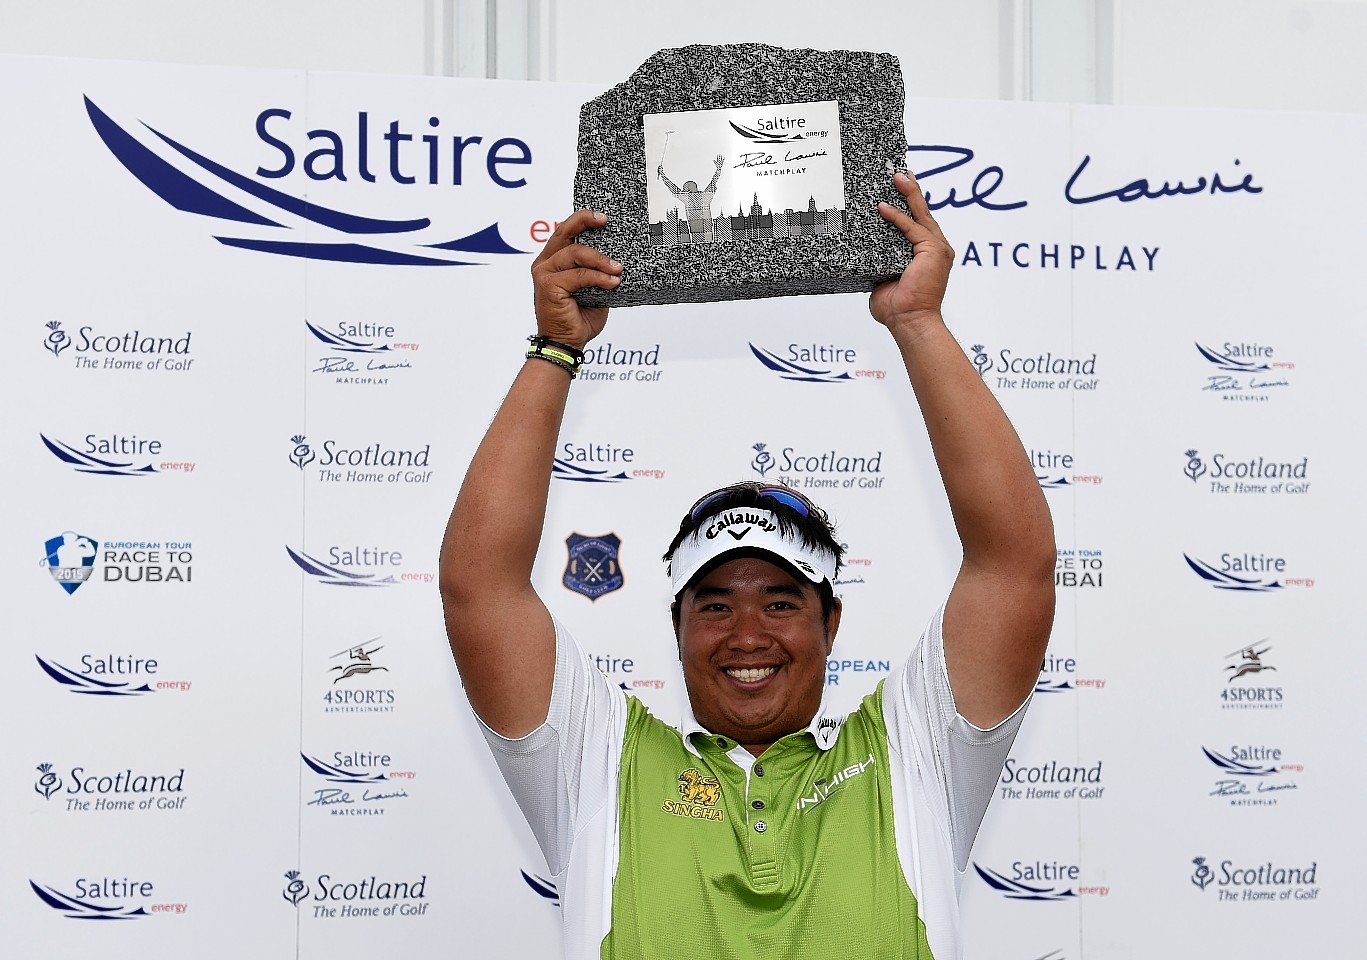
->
<box><xmin>669</xmin><ymin>506</ymin><xmax>838</xmax><ymax>595</ymax></box>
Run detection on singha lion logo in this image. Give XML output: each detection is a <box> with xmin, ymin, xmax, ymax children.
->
<box><xmin>677</xmin><ymin>768</ymin><xmax>721</xmax><ymax>806</ymax></box>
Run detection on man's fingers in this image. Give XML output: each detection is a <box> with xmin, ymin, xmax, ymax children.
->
<box><xmin>543</xmin><ymin>267</ymin><xmax>622</xmax><ymax>294</ymax></box>
<box><xmin>894</xmin><ymin>172</ymin><xmax>947</xmax><ymax>238</ymax></box>
<box><xmin>534</xmin><ymin>209</ymin><xmax>607</xmax><ymax>263</ymax></box>
<box><xmin>535</xmin><ymin>241</ymin><xmax>622</xmax><ymax>280</ymax></box>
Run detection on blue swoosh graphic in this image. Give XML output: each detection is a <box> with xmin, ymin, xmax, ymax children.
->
<box><xmin>217</xmin><ymin>237</ymin><xmax>475</xmax><ymax>266</ymax></box>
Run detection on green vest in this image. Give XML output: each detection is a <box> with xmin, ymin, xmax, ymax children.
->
<box><xmin>602</xmin><ymin>683</ymin><xmax>935</xmax><ymax>959</ymax></box>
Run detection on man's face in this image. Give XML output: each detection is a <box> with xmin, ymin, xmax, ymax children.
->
<box><xmin>675</xmin><ymin>556</ymin><xmax>840</xmax><ymax>755</ymax></box>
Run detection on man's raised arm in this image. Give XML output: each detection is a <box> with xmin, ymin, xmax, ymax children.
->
<box><xmin>872</xmin><ymin>173</ymin><xmax>1056</xmax><ymax>728</ymax></box>
<box><xmin>439</xmin><ymin>211</ymin><xmax>622</xmax><ymax>738</ymax></box>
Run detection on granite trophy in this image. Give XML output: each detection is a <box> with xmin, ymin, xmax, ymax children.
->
<box><xmin>572</xmin><ymin>44</ymin><xmax>912</xmax><ymax>307</ymax></box>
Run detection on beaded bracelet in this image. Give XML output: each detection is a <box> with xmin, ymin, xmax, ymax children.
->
<box><xmin>526</xmin><ymin>335</ymin><xmax>585</xmax><ymax>379</ymax></box>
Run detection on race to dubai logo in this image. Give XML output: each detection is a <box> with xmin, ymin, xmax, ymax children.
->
<box><xmin>970</xmin><ymin>343</ymin><xmax>1099</xmax><ymax>392</ymax></box>
<box><xmin>1183</xmin><ymin>448</ymin><xmax>1309</xmax><ymax>495</ymax></box>
<box><xmin>746</xmin><ymin>341</ymin><xmax>887</xmax><ymax>384</ymax></box>
<box><xmin>1184</xmin><ymin>552</ymin><xmax>1313</xmax><ymax>591</ymax></box>
<box><xmin>82</xmin><ymin>95</ymin><xmax>531</xmax><ymax>267</ymax></box>
<box><xmin>1055</xmin><ymin>549</ymin><xmax>1103</xmax><ymax>588</ymax></box>
<box><xmin>41</xmin><ymin>432</ymin><xmax>195</xmax><ymax>476</ymax></box>
<box><xmin>40</xmin><ymin>531</ymin><xmax>99</xmax><ymax>594</ymax></box>
<box><xmin>563</xmin><ymin>533</ymin><xmax>624</xmax><ymax>601</ymax></box>
<box><xmin>1196</xmin><ymin>340</ymin><xmax>1293</xmax><ymax>402</ymax></box>
<box><xmin>972</xmin><ymin>860</ymin><xmax>1108</xmax><ymax>900</ymax></box>
<box><xmin>30</xmin><ymin>876</ymin><xmax>185</xmax><ymax>919</ymax></box>
<box><xmin>41</xmin><ymin>320</ymin><xmax>195</xmax><ymax>372</ymax></box>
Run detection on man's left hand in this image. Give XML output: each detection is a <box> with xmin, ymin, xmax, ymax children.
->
<box><xmin>869</xmin><ymin>172</ymin><xmax>955</xmax><ymax>335</ymax></box>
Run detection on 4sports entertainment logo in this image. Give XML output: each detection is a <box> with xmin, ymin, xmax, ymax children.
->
<box><xmin>1195</xmin><ymin>340</ymin><xmax>1293</xmax><ymax>402</ymax></box>
<box><xmin>747</xmin><ymin>340</ymin><xmax>887</xmax><ymax>383</ymax></box>
<box><xmin>83</xmin><ymin>95</ymin><xmax>530</xmax><ymax>267</ymax></box>
<box><xmin>323</xmin><ymin>641</ymin><xmax>396</xmax><ymax>714</ymax></box>
<box><xmin>1220</xmin><ymin>642</ymin><xmax>1283</xmax><ymax>711</ymax></box>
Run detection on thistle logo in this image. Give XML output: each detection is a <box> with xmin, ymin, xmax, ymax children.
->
<box><xmin>563</xmin><ymin>533</ymin><xmax>624</xmax><ymax>600</ymax></box>
<box><xmin>44</xmin><ymin>321</ymin><xmax>70</xmax><ymax>356</ymax></box>
<box><xmin>40</xmin><ymin>319</ymin><xmax>194</xmax><ymax>371</ymax></box>
<box><xmin>1204</xmin><ymin>742</ymin><xmax>1301</xmax><ymax>807</ymax></box>
<box><xmin>972</xmin><ymin>861</ymin><xmax>1089</xmax><ymax>901</ymax></box>
<box><xmin>1183</xmin><ymin>448</ymin><xmax>1309</xmax><ymax>495</ymax></box>
<box><xmin>1221</xmin><ymin>643</ymin><xmax>1284</xmax><ymax>711</ymax></box>
<box><xmin>287</xmin><ymin>545</ymin><xmax>418</xmax><ymax>587</ymax></box>
<box><xmin>1184</xmin><ymin>553</ymin><xmax>1311</xmax><ymax>591</ymax></box>
<box><xmin>40</xmin><ymin>531</ymin><xmax>99</xmax><ymax>594</ymax></box>
<box><xmin>283</xmin><ymin>871</ymin><xmax>310</xmax><ymax>906</ymax></box>
<box><xmin>521</xmin><ymin>870</ymin><xmax>560</xmax><ymax>906</ymax></box>
<box><xmin>1196</xmin><ymin>340</ymin><xmax>1293</xmax><ymax>402</ymax></box>
<box><xmin>747</xmin><ymin>341</ymin><xmax>886</xmax><ymax>383</ymax></box>
<box><xmin>970</xmin><ymin>343</ymin><xmax>1099</xmax><ymax>392</ymax></box>
<box><xmin>1191</xmin><ymin>857</ymin><xmax>1215</xmax><ymax>890</ymax></box>
<box><xmin>84</xmin><ymin>96</ymin><xmax>529</xmax><ymax>267</ymax></box>
<box><xmin>748</xmin><ymin>440</ymin><xmax>886</xmax><ymax>491</ymax></box>
<box><xmin>290</xmin><ymin>435</ymin><xmax>315</xmax><ymax>469</ymax></box>
<box><xmin>1188</xmin><ymin>856</ymin><xmax>1320</xmax><ymax>901</ymax></box>
<box><xmin>35</xmin><ymin>764</ymin><xmax>61</xmax><ymax>799</ymax></box>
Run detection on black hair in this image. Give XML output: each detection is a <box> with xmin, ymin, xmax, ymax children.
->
<box><xmin>663</xmin><ymin>482</ymin><xmax>845</xmax><ymax>619</ymax></box>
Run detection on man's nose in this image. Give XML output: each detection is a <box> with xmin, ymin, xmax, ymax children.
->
<box><xmin>726</xmin><ymin>610</ymin><xmax>773</xmax><ymax>649</ymax></box>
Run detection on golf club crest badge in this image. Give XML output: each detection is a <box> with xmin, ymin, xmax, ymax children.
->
<box><xmin>563</xmin><ymin>533</ymin><xmax>624</xmax><ymax>601</ymax></box>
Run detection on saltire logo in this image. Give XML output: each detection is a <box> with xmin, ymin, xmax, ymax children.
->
<box><xmin>41</xmin><ymin>435</ymin><xmax>158</xmax><ymax>476</ymax></box>
<box><xmin>551</xmin><ymin>459</ymin><xmax>630</xmax><ymax>483</ymax></box>
<box><xmin>1195</xmin><ymin>342</ymin><xmax>1270</xmax><ymax>373</ymax></box>
<box><xmin>1038</xmin><ymin>475</ymin><xmax>1070</xmax><ymax>490</ymax></box>
<box><xmin>748</xmin><ymin>343</ymin><xmax>853</xmax><ymax>383</ymax></box>
<box><xmin>1202</xmin><ymin>747</ymin><xmax>1278</xmax><ymax>777</ymax></box>
<box><xmin>301</xmin><ymin>753</ymin><xmax>387</xmax><ymax>784</ymax></box>
<box><xmin>521</xmin><ymin>870</ymin><xmax>560</xmax><ymax>906</ymax></box>
<box><xmin>35</xmin><ymin>655</ymin><xmax>153</xmax><ymax>696</ymax></box>
<box><xmin>286</xmin><ymin>546</ymin><xmax>396</xmax><ymax>587</ymax></box>
<box><xmin>1183</xmin><ymin>554</ymin><xmax>1282</xmax><ymax>592</ymax></box>
<box><xmin>306</xmin><ymin>320</ymin><xmax>390</xmax><ymax>353</ymax></box>
<box><xmin>30</xmin><ymin>881</ymin><xmax>147</xmax><ymax>920</ymax></box>
<box><xmin>40</xmin><ymin>532</ymin><xmax>99</xmax><ymax>594</ymax></box>
<box><xmin>728</xmin><ymin>121</ymin><xmax>805</xmax><ymax>145</ymax></box>
<box><xmin>972</xmin><ymin>863</ymin><xmax>1077</xmax><ymax>901</ymax></box>
<box><xmin>83</xmin><ymin>96</ymin><xmax>526</xmax><ymax>267</ymax></box>
<box><xmin>1035</xmin><ymin>678</ymin><xmax>1073</xmax><ymax>694</ymax></box>
<box><xmin>563</xmin><ymin>533</ymin><xmax>624</xmax><ymax>601</ymax></box>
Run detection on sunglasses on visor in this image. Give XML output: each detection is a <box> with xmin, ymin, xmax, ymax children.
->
<box><xmin>686</xmin><ymin>483</ymin><xmax>816</xmax><ymax>521</ymax></box>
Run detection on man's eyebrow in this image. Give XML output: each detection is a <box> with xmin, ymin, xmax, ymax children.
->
<box><xmin>691</xmin><ymin>585</ymin><xmax>733</xmax><ymax>601</ymax></box>
<box><xmin>764</xmin><ymin>582</ymin><xmax>805</xmax><ymax>598</ymax></box>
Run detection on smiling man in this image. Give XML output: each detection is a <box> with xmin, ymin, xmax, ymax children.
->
<box><xmin>440</xmin><ymin>173</ymin><xmax>1055</xmax><ymax>960</ymax></box>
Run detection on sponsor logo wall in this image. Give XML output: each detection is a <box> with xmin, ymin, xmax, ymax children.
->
<box><xmin>2</xmin><ymin>57</ymin><xmax>1361</xmax><ymax>959</ymax></box>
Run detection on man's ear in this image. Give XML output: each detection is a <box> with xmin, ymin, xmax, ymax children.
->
<box><xmin>824</xmin><ymin>595</ymin><xmax>843</xmax><ymax>655</ymax></box>
<box><xmin>670</xmin><ymin>601</ymin><xmax>681</xmax><ymax>651</ymax></box>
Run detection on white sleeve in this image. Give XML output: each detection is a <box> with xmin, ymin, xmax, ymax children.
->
<box><xmin>476</xmin><ymin>616</ymin><xmax>628</xmax><ymax>875</ymax></box>
<box><xmin>883</xmin><ymin>603</ymin><xmax>1032</xmax><ymax>870</ymax></box>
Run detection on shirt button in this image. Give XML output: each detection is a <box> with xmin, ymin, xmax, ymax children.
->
<box><xmin>716</xmin><ymin>737</ymin><xmax>728</xmax><ymax>749</ymax></box>
<box><xmin>754</xmin><ymin>764</ymin><xmax>765</xmax><ymax>777</ymax></box>
<box><xmin>754</xmin><ymin>820</ymin><xmax>768</xmax><ymax>833</ymax></box>
<box><xmin>751</xmin><ymin>800</ymin><xmax>765</xmax><ymax>810</ymax></box>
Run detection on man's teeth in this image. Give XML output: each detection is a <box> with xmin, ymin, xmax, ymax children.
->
<box><xmin>727</xmin><ymin>666</ymin><xmax>778</xmax><ymax>682</ymax></box>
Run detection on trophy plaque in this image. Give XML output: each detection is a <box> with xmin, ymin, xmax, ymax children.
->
<box><xmin>572</xmin><ymin>44</ymin><xmax>911</xmax><ymax>307</ymax></box>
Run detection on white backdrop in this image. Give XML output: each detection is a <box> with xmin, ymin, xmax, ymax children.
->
<box><xmin>3</xmin><ymin>54</ymin><xmax>1363</xmax><ymax>959</ymax></box>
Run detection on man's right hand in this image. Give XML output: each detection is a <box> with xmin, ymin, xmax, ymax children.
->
<box><xmin>530</xmin><ymin>210</ymin><xmax>622</xmax><ymax>351</ymax></box>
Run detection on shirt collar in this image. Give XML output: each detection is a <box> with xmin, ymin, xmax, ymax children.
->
<box><xmin>679</xmin><ymin>690</ymin><xmax>843</xmax><ymax>757</ymax></box>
